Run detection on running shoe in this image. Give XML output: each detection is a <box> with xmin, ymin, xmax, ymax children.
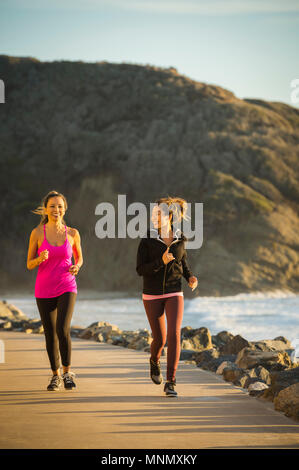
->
<box><xmin>164</xmin><ymin>380</ymin><xmax>178</xmax><ymax>397</ymax></box>
<box><xmin>62</xmin><ymin>371</ymin><xmax>76</xmax><ymax>389</ymax></box>
<box><xmin>47</xmin><ymin>374</ymin><xmax>63</xmax><ymax>391</ymax></box>
<box><xmin>149</xmin><ymin>358</ymin><xmax>163</xmax><ymax>384</ymax></box>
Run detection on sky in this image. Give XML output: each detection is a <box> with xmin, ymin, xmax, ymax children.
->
<box><xmin>0</xmin><ymin>0</ymin><xmax>299</xmax><ymax>106</ymax></box>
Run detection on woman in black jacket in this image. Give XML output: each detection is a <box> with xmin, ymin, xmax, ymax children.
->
<box><xmin>136</xmin><ymin>196</ymin><xmax>198</xmax><ymax>396</ymax></box>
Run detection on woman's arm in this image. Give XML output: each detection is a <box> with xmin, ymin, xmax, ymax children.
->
<box><xmin>69</xmin><ymin>229</ymin><xmax>83</xmax><ymax>275</ymax></box>
<box><xmin>136</xmin><ymin>238</ymin><xmax>164</xmax><ymax>276</ymax></box>
<box><xmin>181</xmin><ymin>250</ymin><xmax>193</xmax><ymax>282</ymax></box>
<box><xmin>182</xmin><ymin>249</ymin><xmax>199</xmax><ymax>291</ymax></box>
<box><xmin>27</xmin><ymin>228</ymin><xmax>45</xmax><ymax>270</ymax></box>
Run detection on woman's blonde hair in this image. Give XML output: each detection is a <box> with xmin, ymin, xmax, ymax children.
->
<box><xmin>32</xmin><ymin>190</ymin><xmax>68</xmax><ymax>225</ymax></box>
<box><xmin>155</xmin><ymin>195</ymin><xmax>190</xmax><ymax>228</ymax></box>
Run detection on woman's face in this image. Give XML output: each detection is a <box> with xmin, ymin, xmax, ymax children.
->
<box><xmin>45</xmin><ymin>196</ymin><xmax>65</xmax><ymax>223</ymax></box>
<box><xmin>151</xmin><ymin>205</ymin><xmax>172</xmax><ymax>231</ymax></box>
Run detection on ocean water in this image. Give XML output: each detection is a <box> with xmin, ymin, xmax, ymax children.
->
<box><xmin>2</xmin><ymin>289</ymin><xmax>299</xmax><ymax>343</ymax></box>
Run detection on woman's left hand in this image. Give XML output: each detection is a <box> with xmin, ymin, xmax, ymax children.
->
<box><xmin>69</xmin><ymin>264</ymin><xmax>80</xmax><ymax>276</ymax></box>
<box><xmin>188</xmin><ymin>276</ymin><xmax>198</xmax><ymax>291</ymax></box>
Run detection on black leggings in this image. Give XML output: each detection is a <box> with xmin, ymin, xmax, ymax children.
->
<box><xmin>36</xmin><ymin>292</ymin><xmax>77</xmax><ymax>372</ymax></box>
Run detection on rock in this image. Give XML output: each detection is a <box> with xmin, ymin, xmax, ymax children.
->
<box><xmin>95</xmin><ymin>333</ymin><xmax>105</xmax><ymax>343</ymax></box>
<box><xmin>192</xmin><ymin>348</ymin><xmax>220</xmax><ymax>371</ymax></box>
<box><xmin>274</xmin><ymin>336</ymin><xmax>291</xmax><ymax>345</ymax></box>
<box><xmin>78</xmin><ymin>322</ymin><xmax>122</xmax><ymax>341</ymax></box>
<box><xmin>219</xmin><ymin>335</ymin><xmax>251</xmax><ymax>355</ymax></box>
<box><xmin>0</xmin><ymin>301</ymin><xmax>28</xmax><ymax>321</ymax></box>
<box><xmin>251</xmin><ymin>339</ymin><xmax>292</xmax><ymax>352</ymax></box>
<box><xmin>28</xmin><ymin>319</ymin><xmax>42</xmax><ymax>327</ymax></box>
<box><xmin>255</xmin><ymin>366</ymin><xmax>271</xmax><ymax>385</ymax></box>
<box><xmin>88</xmin><ymin>321</ymin><xmax>111</xmax><ymax>328</ymax></box>
<box><xmin>222</xmin><ymin>367</ymin><xmax>244</xmax><ymax>383</ymax></box>
<box><xmin>70</xmin><ymin>326</ymin><xmax>85</xmax><ymax>337</ymax></box>
<box><xmin>192</xmin><ymin>348</ymin><xmax>219</xmax><ymax>364</ymax></box>
<box><xmin>212</xmin><ymin>331</ymin><xmax>234</xmax><ymax>349</ymax></box>
<box><xmin>180</xmin><ymin>349</ymin><xmax>196</xmax><ymax>361</ymax></box>
<box><xmin>181</xmin><ymin>339</ymin><xmax>195</xmax><ymax>350</ymax></box>
<box><xmin>33</xmin><ymin>326</ymin><xmax>44</xmax><ymax>334</ymax></box>
<box><xmin>274</xmin><ymin>383</ymin><xmax>299</xmax><ymax>421</ymax></box>
<box><xmin>243</xmin><ymin>376</ymin><xmax>264</xmax><ymax>389</ymax></box>
<box><xmin>78</xmin><ymin>328</ymin><xmax>94</xmax><ymax>340</ymax></box>
<box><xmin>235</xmin><ymin>347</ymin><xmax>292</xmax><ymax>371</ymax></box>
<box><xmin>216</xmin><ymin>361</ymin><xmax>236</xmax><ymax>374</ymax></box>
<box><xmin>248</xmin><ymin>382</ymin><xmax>269</xmax><ymax>396</ymax></box>
<box><xmin>127</xmin><ymin>335</ymin><xmax>152</xmax><ymax>351</ymax></box>
<box><xmin>262</xmin><ymin>366</ymin><xmax>299</xmax><ymax>400</ymax></box>
<box><xmin>237</xmin><ymin>374</ymin><xmax>251</xmax><ymax>388</ymax></box>
<box><xmin>181</xmin><ymin>326</ymin><xmax>212</xmax><ymax>350</ymax></box>
<box><xmin>196</xmin><ymin>353</ymin><xmax>236</xmax><ymax>373</ymax></box>
<box><xmin>0</xmin><ymin>321</ymin><xmax>12</xmax><ymax>330</ymax></box>
<box><xmin>110</xmin><ymin>335</ymin><xmax>127</xmax><ymax>346</ymax></box>
<box><xmin>233</xmin><ymin>368</ymin><xmax>259</xmax><ymax>389</ymax></box>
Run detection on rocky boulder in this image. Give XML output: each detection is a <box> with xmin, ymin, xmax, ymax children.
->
<box><xmin>248</xmin><ymin>382</ymin><xmax>269</xmax><ymax>397</ymax></box>
<box><xmin>251</xmin><ymin>338</ymin><xmax>292</xmax><ymax>352</ymax></box>
<box><xmin>181</xmin><ymin>326</ymin><xmax>213</xmax><ymax>351</ymax></box>
<box><xmin>261</xmin><ymin>366</ymin><xmax>299</xmax><ymax>400</ymax></box>
<box><xmin>235</xmin><ymin>347</ymin><xmax>292</xmax><ymax>371</ymax></box>
<box><xmin>219</xmin><ymin>334</ymin><xmax>251</xmax><ymax>355</ymax></box>
<box><xmin>0</xmin><ymin>300</ymin><xmax>29</xmax><ymax>322</ymax></box>
<box><xmin>211</xmin><ymin>331</ymin><xmax>234</xmax><ymax>350</ymax></box>
<box><xmin>194</xmin><ymin>350</ymin><xmax>236</xmax><ymax>372</ymax></box>
<box><xmin>78</xmin><ymin>321</ymin><xmax>122</xmax><ymax>340</ymax></box>
<box><xmin>273</xmin><ymin>383</ymin><xmax>299</xmax><ymax>421</ymax></box>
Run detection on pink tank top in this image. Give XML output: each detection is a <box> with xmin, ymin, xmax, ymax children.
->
<box><xmin>35</xmin><ymin>224</ymin><xmax>77</xmax><ymax>298</ymax></box>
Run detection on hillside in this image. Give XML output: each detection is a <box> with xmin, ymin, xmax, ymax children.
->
<box><xmin>0</xmin><ymin>55</ymin><xmax>299</xmax><ymax>297</ymax></box>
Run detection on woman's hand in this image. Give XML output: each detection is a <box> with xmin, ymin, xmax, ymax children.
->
<box><xmin>69</xmin><ymin>264</ymin><xmax>80</xmax><ymax>276</ymax></box>
<box><xmin>188</xmin><ymin>275</ymin><xmax>198</xmax><ymax>291</ymax></box>
<box><xmin>39</xmin><ymin>249</ymin><xmax>49</xmax><ymax>263</ymax></box>
<box><xmin>162</xmin><ymin>246</ymin><xmax>175</xmax><ymax>265</ymax></box>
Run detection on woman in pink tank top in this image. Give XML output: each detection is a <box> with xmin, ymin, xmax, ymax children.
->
<box><xmin>27</xmin><ymin>190</ymin><xmax>83</xmax><ymax>391</ymax></box>
<box><xmin>35</xmin><ymin>223</ymin><xmax>77</xmax><ymax>298</ymax></box>
<box><xmin>136</xmin><ymin>196</ymin><xmax>198</xmax><ymax>397</ymax></box>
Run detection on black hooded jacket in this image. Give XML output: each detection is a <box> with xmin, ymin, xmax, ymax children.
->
<box><xmin>136</xmin><ymin>228</ymin><xmax>194</xmax><ymax>295</ymax></box>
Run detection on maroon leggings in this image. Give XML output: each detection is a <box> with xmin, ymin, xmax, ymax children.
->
<box><xmin>143</xmin><ymin>295</ymin><xmax>184</xmax><ymax>382</ymax></box>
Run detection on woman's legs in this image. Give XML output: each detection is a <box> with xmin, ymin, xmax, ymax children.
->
<box><xmin>36</xmin><ymin>297</ymin><xmax>60</xmax><ymax>373</ymax></box>
<box><xmin>143</xmin><ymin>295</ymin><xmax>184</xmax><ymax>382</ymax></box>
<box><xmin>56</xmin><ymin>292</ymin><xmax>77</xmax><ymax>372</ymax></box>
<box><xmin>36</xmin><ymin>292</ymin><xmax>76</xmax><ymax>374</ymax></box>
<box><xmin>143</xmin><ymin>298</ymin><xmax>167</xmax><ymax>363</ymax></box>
<box><xmin>164</xmin><ymin>296</ymin><xmax>184</xmax><ymax>382</ymax></box>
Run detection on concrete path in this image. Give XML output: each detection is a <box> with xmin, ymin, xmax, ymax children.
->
<box><xmin>0</xmin><ymin>330</ymin><xmax>299</xmax><ymax>449</ymax></box>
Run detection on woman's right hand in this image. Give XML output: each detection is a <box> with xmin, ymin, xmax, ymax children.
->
<box><xmin>162</xmin><ymin>246</ymin><xmax>175</xmax><ymax>264</ymax></box>
<box><xmin>39</xmin><ymin>249</ymin><xmax>49</xmax><ymax>263</ymax></box>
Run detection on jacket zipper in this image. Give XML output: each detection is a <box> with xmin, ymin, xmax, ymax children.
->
<box><xmin>161</xmin><ymin>238</ymin><xmax>179</xmax><ymax>295</ymax></box>
<box><xmin>150</xmin><ymin>229</ymin><xmax>181</xmax><ymax>294</ymax></box>
<box><xmin>162</xmin><ymin>263</ymin><xmax>167</xmax><ymax>294</ymax></box>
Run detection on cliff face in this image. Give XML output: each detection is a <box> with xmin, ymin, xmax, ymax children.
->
<box><xmin>0</xmin><ymin>55</ymin><xmax>299</xmax><ymax>296</ymax></box>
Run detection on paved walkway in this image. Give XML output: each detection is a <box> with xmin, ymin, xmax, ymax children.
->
<box><xmin>0</xmin><ymin>330</ymin><xmax>299</xmax><ymax>449</ymax></box>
